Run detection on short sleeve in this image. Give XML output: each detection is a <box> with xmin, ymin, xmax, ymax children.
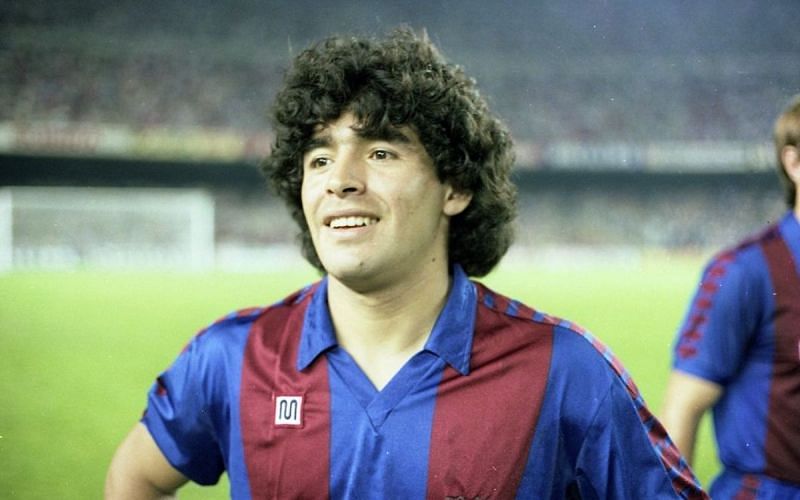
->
<box><xmin>672</xmin><ymin>250</ymin><xmax>765</xmax><ymax>384</ymax></box>
<box><xmin>142</xmin><ymin>335</ymin><xmax>226</xmax><ymax>485</ymax></box>
<box><xmin>574</xmin><ymin>380</ymin><xmax>705</xmax><ymax>499</ymax></box>
<box><xmin>534</xmin><ymin>326</ymin><xmax>707</xmax><ymax>499</ymax></box>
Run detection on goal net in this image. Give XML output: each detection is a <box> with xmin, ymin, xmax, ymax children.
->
<box><xmin>0</xmin><ymin>187</ymin><xmax>215</xmax><ymax>271</ymax></box>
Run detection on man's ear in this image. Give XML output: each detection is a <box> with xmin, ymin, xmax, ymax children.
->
<box><xmin>443</xmin><ymin>186</ymin><xmax>472</xmax><ymax>216</ymax></box>
<box><xmin>781</xmin><ymin>145</ymin><xmax>800</xmax><ymax>184</ymax></box>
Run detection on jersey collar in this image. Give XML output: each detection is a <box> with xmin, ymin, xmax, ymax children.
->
<box><xmin>296</xmin><ymin>264</ymin><xmax>477</xmax><ymax>376</ymax></box>
<box><xmin>296</xmin><ymin>277</ymin><xmax>337</xmax><ymax>371</ymax></box>
<box><xmin>422</xmin><ymin>264</ymin><xmax>476</xmax><ymax>375</ymax></box>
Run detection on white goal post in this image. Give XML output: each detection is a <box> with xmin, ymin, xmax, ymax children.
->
<box><xmin>0</xmin><ymin>186</ymin><xmax>215</xmax><ymax>272</ymax></box>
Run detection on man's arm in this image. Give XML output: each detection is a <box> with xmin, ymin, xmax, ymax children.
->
<box><xmin>105</xmin><ymin>422</ymin><xmax>189</xmax><ymax>499</ymax></box>
<box><xmin>660</xmin><ymin>370</ymin><xmax>722</xmax><ymax>465</ymax></box>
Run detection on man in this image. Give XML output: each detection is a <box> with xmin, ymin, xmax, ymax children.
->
<box><xmin>106</xmin><ymin>28</ymin><xmax>707</xmax><ymax>498</ymax></box>
<box><xmin>662</xmin><ymin>95</ymin><xmax>800</xmax><ymax>498</ymax></box>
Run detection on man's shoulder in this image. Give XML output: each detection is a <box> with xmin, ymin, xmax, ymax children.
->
<box><xmin>188</xmin><ymin>281</ymin><xmax>321</xmax><ymax>351</ymax></box>
<box><xmin>473</xmin><ymin>283</ymin><xmax>644</xmax><ymax>417</ymax></box>
<box><xmin>473</xmin><ymin>281</ymin><xmax>587</xmax><ymax>334</ymax></box>
<box><xmin>473</xmin><ymin>281</ymin><xmax>617</xmax><ymax>376</ymax></box>
<box><xmin>729</xmin><ymin>219</ymin><xmax>785</xmax><ymax>257</ymax></box>
<box><xmin>700</xmin><ymin>221</ymin><xmax>783</xmax><ymax>283</ymax></box>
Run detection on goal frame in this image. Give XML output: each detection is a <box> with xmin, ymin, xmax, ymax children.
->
<box><xmin>0</xmin><ymin>186</ymin><xmax>215</xmax><ymax>272</ymax></box>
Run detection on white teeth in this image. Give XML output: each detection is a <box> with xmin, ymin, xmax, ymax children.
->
<box><xmin>329</xmin><ymin>216</ymin><xmax>378</xmax><ymax>228</ymax></box>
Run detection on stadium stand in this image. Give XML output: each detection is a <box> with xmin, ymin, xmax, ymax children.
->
<box><xmin>3</xmin><ymin>1</ymin><xmax>799</xmax><ymax>146</ymax></box>
<box><xmin>1</xmin><ymin>1</ymin><xmax>798</xmax><ymax>268</ymax></box>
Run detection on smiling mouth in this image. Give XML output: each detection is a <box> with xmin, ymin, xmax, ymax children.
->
<box><xmin>327</xmin><ymin>216</ymin><xmax>379</xmax><ymax>229</ymax></box>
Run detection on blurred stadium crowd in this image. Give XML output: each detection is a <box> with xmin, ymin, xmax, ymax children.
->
<box><xmin>2</xmin><ymin>1</ymin><xmax>799</xmax><ymax>267</ymax></box>
<box><xmin>3</xmin><ymin>0</ymin><xmax>799</xmax><ymax>144</ymax></box>
<box><xmin>4</xmin><ymin>45</ymin><xmax>797</xmax><ymax>145</ymax></box>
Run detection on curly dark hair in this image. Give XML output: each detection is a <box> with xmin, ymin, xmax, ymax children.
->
<box><xmin>261</xmin><ymin>28</ymin><xmax>517</xmax><ymax>277</ymax></box>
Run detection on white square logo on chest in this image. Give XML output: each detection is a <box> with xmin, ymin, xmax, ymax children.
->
<box><xmin>275</xmin><ymin>395</ymin><xmax>303</xmax><ymax>427</ymax></box>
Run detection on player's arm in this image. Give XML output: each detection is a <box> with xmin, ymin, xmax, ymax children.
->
<box><xmin>105</xmin><ymin>422</ymin><xmax>189</xmax><ymax>500</ymax></box>
<box><xmin>660</xmin><ymin>370</ymin><xmax>722</xmax><ymax>465</ymax></box>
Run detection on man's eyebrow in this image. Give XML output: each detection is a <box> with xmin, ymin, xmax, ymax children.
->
<box><xmin>355</xmin><ymin>126</ymin><xmax>413</xmax><ymax>144</ymax></box>
<box><xmin>302</xmin><ymin>125</ymin><xmax>413</xmax><ymax>153</ymax></box>
<box><xmin>302</xmin><ymin>134</ymin><xmax>331</xmax><ymax>153</ymax></box>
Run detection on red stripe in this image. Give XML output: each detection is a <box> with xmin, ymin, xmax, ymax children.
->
<box><xmin>426</xmin><ymin>285</ymin><xmax>552</xmax><ymax>498</ymax></box>
<box><xmin>683</xmin><ymin>327</ymin><xmax>703</xmax><ymax>342</ymax></box>
<box><xmin>733</xmin><ymin>473</ymin><xmax>760</xmax><ymax>500</ymax></box>
<box><xmin>491</xmin><ymin>291</ymin><xmax>511</xmax><ymax>314</ymax></box>
<box><xmin>700</xmin><ymin>282</ymin><xmax>718</xmax><ymax>293</ymax></box>
<box><xmin>239</xmin><ymin>289</ymin><xmax>331</xmax><ymax>497</ymax></box>
<box><xmin>761</xmin><ymin>229</ymin><xmax>800</xmax><ymax>483</ymax></box>
<box><xmin>677</xmin><ymin>249</ymin><xmax>736</xmax><ymax>360</ymax></box>
<box><xmin>515</xmin><ymin>301</ymin><xmax>536</xmax><ymax>319</ymax></box>
<box><xmin>708</xmin><ymin>265</ymin><xmax>727</xmax><ymax>278</ymax></box>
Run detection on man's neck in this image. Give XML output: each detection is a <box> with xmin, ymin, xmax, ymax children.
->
<box><xmin>326</xmin><ymin>265</ymin><xmax>452</xmax><ymax>390</ymax></box>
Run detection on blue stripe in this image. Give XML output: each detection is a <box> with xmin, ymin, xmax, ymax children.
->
<box><xmin>216</xmin><ymin>320</ymin><xmax>253</xmax><ymax>499</ymax></box>
<box><xmin>144</xmin><ymin>316</ymin><xmax>253</xmax><ymax>496</ymax></box>
<box><xmin>506</xmin><ymin>299</ymin><xmax>520</xmax><ymax>317</ymax></box>
<box><xmin>483</xmin><ymin>291</ymin><xmax>495</xmax><ymax>309</ymax></box>
<box><xmin>328</xmin><ymin>349</ymin><xmax>443</xmax><ymax>498</ymax></box>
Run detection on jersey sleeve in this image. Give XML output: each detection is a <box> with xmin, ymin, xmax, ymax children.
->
<box><xmin>672</xmin><ymin>250</ymin><xmax>764</xmax><ymax>384</ymax></box>
<box><xmin>534</xmin><ymin>325</ymin><xmax>708</xmax><ymax>498</ymax></box>
<box><xmin>574</xmin><ymin>379</ymin><xmax>705</xmax><ymax>499</ymax></box>
<box><xmin>141</xmin><ymin>330</ymin><xmax>227</xmax><ymax>485</ymax></box>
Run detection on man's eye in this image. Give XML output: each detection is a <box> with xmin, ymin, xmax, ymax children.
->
<box><xmin>309</xmin><ymin>157</ymin><xmax>331</xmax><ymax>168</ymax></box>
<box><xmin>372</xmin><ymin>150</ymin><xmax>394</xmax><ymax>160</ymax></box>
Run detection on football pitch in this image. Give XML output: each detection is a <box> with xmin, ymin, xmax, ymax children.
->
<box><xmin>0</xmin><ymin>253</ymin><xmax>720</xmax><ymax>498</ymax></box>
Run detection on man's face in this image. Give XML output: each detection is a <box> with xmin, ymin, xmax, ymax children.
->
<box><xmin>300</xmin><ymin>112</ymin><xmax>470</xmax><ymax>291</ymax></box>
<box><xmin>781</xmin><ymin>144</ymin><xmax>800</xmax><ymax>213</ymax></box>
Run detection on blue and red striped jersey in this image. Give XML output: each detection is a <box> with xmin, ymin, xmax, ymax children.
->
<box><xmin>144</xmin><ymin>265</ymin><xmax>707</xmax><ymax>498</ymax></box>
<box><xmin>673</xmin><ymin>211</ymin><xmax>800</xmax><ymax>498</ymax></box>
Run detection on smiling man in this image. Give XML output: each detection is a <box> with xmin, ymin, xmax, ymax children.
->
<box><xmin>105</xmin><ymin>29</ymin><xmax>708</xmax><ymax>499</ymax></box>
<box><xmin>301</xmin><ymin>112</ymin><xmax>467</xmax><ymax>295</ymax></box>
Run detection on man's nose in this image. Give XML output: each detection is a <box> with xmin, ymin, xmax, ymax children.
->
<box><xmin>326</xmin><ymin>154</ymin><xmax>366</xmax><ymax>196</ymax></box>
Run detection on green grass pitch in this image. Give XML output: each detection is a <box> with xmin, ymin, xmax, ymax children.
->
<box><xmin>0</xmin><ymin>254</ymin><xmax>720</xmax><ymax>498</ymax></box>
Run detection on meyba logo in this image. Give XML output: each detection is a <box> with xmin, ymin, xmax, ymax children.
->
<box><xmin>275</xmin><ymin>395</ymin><xmax>303</xmax><ymax>427</ymax></box>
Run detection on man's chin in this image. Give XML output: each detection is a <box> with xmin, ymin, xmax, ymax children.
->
<box><xmin>323</xmin><ymin>258</ymin><xmax>367</xmax><ymax>279</ymax></box>
<box><xmin>323</xmin><ymin>260</ymin><xmax>389</xmax><ymax>293</ymax></box>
